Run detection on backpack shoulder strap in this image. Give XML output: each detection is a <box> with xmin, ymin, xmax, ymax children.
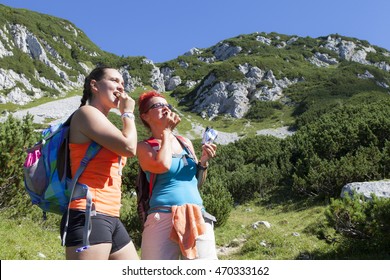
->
<box><xmin>145</xmin><ymin>137</ymin><xmax>159</xmax><ymax>150</ymax></box>
<box><xmin>62</xmin><ymin>141</ymin><xmax>102</xmax><ymax>250</ymax></box>
<box><xmin>69</xmin><ymin>141</ymin><xmax>102</xmax><ymax>198</ymax></box>
<box><xmin>176</xmin><ymin>135</ymin><xmax>198</xmax><ymax>162</ymax></box>
<box><xmin>176</xmin><ymin>135</ymin><xmax>209</xmax><ymax>189</ymax></box>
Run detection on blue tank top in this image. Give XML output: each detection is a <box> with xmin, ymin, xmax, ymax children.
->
<box><xmin>146</xmin><ymin>150</ymin><xmax>203</xmax><ymax>210</ymax></box>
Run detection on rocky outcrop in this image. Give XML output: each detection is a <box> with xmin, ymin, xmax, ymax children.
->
<box><xmin>0</xmin><ymin>23</ymin><xmax>85</xmax><ymax>104</ymax></box>
<box><xmin>307</xmin><ymin>52</ymin><xmax>339</xmax><ymax>67</ymax></box>
<box><xmin>0</xmin><ymin>69</ymin><xmax>44</xmax><ymax>104</ymax></box>
<box><xmin>212</xmin><ymin>42</ymin><xmax>242</xmax><ymax>61</ymax></box>
<box><xmin>315</xmin><ymin>36</ymin><xmax>390</xmax><ymax>73</ymax></box>
<box><xmin>191</xmin><ymin>64</ymin><xmax>301</xmax><ymax>119</ymax></box>
<box><xmin>120</xmin><ymin>67</ymin><xmax>143</xmax><ymax>93</ymax></box>
<box><xmin>323</xmin><ymin>36</ymin><xmax>375</xmax><ymax>64</ymax></box>
<box><xmin>166</xmin><ymin>76</ymin><xmax>182</xmax><ymax>91</ymax></box>
<box><xmin>340</xmin><ymin>180</ymin><xmax>390</xmax><ymax>200</ymax></box>
<box><xmin>11</xmin><ymin>24</ymin><xmax>70</xmax><ymax>81</ymax></box>
<box><xmin>161</xmin><ymin>66</ymin><xmax>181</xmax><ymax>91</ymax></box>
<box><xmin>0</xmin><ymin>19</ymin><xmax>163</xmax><ymax>105</ymax></box>
<box><xmin>254</xmin><ymin>34</ymin><xmax>390</xmax><ymax>74</ymax></box>
<box><xmin>184</xmin><ymin>47</ymin><xmax>202</xmax><ymax>56</ymax></box>
<box><xmin>256</xmin><ymin>36</ymin><xmax>272</xmax><ymax>45</ymax></box>
<box><xmin>144</xmin><ymin>59</ymin><xmax>165</xmax><ymax>92</ymax></box>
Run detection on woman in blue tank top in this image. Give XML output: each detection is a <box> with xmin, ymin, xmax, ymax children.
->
<box><xmin>137</xmin><ymin>90</ymin><xmax>218</xmax><ymax>260</ymax></box>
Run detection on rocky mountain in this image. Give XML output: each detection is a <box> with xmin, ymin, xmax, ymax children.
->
<box><xmin>1</xmin><ymin>4</ymin><xmax>390</xmax><ymax>127</ymax></box>
<box><xmin>163</xmin><ymin>34</ymin><xmax>390</xmax><ymax>121</ymax></box>
<box><xmin>0</xmin><ymin>5</ymin><xmax>162</xmax><ymax>105</ymax></box>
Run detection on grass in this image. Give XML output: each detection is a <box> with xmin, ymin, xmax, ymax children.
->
<box><xmin>0</xmin><ymin>202</ymin><xmax>329</xmax><ymax>260</ymax></box>
<box><xmin>0</xmin><ymin>210</ymin><xmax>65</xmax><ymax>260</ymax></box>
<box><xmin>1</xmin><ymin>195</ymin><xmax>388</xmax><ymax>260</ymax></box>
<box><xmin>215</xmin><ymin>201</ymin><xmax>335</xmax><ymax>260</ymax></box>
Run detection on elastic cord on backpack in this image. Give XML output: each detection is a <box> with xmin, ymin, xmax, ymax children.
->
<box><xmin>62</xmin><ymin>184</ymin><xmax>95</xmax><ymax>252</ymax></box>
<box><xmin>76</xmin><ymin>190</ymin><xmax>95</xmax><ymax>253</ymax></box>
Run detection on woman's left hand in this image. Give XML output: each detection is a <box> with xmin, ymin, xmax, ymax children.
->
<box><xmin>200</xmin><ymin>143</ymin><xmax>217</xmax><ymax>164</ymax></box>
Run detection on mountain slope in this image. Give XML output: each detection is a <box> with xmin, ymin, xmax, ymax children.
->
<box><xmin>159</xmin><ymin>32</ymin><xmax>390</xmax><ymax>126</ymax></box>
<box><xmin>1</xmin><ymin>4</ymin><xmax>390</xmax><ymax>136</ymax></box>
<box><xmin>0</xmin><ymin>4</ymin><xmax>156</xmax><ymax>105</ymax></box>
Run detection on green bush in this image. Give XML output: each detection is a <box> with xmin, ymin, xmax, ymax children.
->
<box><xmin>325</xmin><ymin>194</ymin><xmax>390</xmax><ymax>250</ymax></box>
<box><xmin>286</xmin><ymin>100</ymin><xmax>390</xmax><ymax>197</ymax></box>
<box><xmin>211</xmin><ymin>135</ymin><xmax>286</xmax><ymax>203</ymax></box>
<box><xmin>200</xmin><ymin>174</ymin><xmax>233</xmax><ymax>227</ymax></box>
<box><xmin>120</xmin><ymin>193</ymin><xmax>143</xmax><ymax>247</ymax></box>
<box><xmin>0</xmin><ymin>115</ymin><xmax>38</xmax><ymax>213</ymax></box>
<box><xmin>245</xmin><ymin>100</ymin><xmax>284</xmax><ymax>121</ymax></box>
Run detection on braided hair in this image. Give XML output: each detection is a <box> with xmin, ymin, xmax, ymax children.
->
<box><xmin>80</xmin><ymin>66</ymin><xmax>112</xmax><ymax>107</ymax></box>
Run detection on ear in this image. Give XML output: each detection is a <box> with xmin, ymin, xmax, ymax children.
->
<box><xmin>140</xmin><ymin>112</ymin><xmax>148</xmax><ymax>122</ymax></box>
<box><xmin>90</xmin><ymin>79</ymin><xmax>98</xmax><ymax>93</ymax></box>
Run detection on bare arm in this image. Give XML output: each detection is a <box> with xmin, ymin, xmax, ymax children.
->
<box><xmin>137</xmin><ymin>129</ymin><xmax>174</xmax><ymax>174</ymax></box>
<box><xmin>70</xmin><ymin>106</ymin><xmax>137</xmax><ymax>157</ymax></box>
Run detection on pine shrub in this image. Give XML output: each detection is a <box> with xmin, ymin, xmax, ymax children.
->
<box><xmin>325</xmin><ymin>194</ymin><xmax>390</xmax><ymax>250</ymax></box>
<box><xmin>0</xmin><ymin>114</ymin><xmax>38</xmax><ymax>214</ymax></box>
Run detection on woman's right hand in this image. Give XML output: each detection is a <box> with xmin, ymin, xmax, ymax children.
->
<box><xmin>164</xmin><ymin>111</ymin><xmax>181</xmax><ymax>131</ymax></box>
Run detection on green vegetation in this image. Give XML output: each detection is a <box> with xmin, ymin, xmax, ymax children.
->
<box><xmin>1</xmin><ymin>95</ymin><xmax>390</xmax><ymax>259</ymax></box>
<box><xmin>0</xmin><ymin>209</ymin><xmax>64</xmax><ymax>260</ymax></box>
<box><xmin>1</xmin><ymin>4</ymin><xmax>390</xmax><ymax>260</ymax></box>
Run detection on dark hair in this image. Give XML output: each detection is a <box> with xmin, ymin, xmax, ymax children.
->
<box><xmin>80</xmin><ymin>66</ymin><xmax>113</xmax><ymax>107</ymax></box>
<box><xmin>138</xmin><ymin>90</ymin><xmax>165</xmax><ymax>129</ymax></box>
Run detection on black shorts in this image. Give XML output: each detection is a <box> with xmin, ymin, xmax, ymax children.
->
<box><xmin>60</xmin><ymin>210</ymin><xmax>131</xmax><ymax>254</ymax></box>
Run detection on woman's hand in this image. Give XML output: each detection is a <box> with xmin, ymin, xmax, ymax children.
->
<box><xmin>116</xmin><ymin>91</ymin><xmax>135</xmax><ymax>114</ymax></box>
<box><xmin>164</xmin><ymin>111</ymin><xmax>181</xmax><ymax>131</ymax></box>
<box><xmin>199</xmin><ymin>143</ymin><xmax>217</xmax><ymax>166</ymax></box>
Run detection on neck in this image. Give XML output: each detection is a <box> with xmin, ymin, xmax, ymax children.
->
<box><xmin>150</xmin><ymin>127</ymin><xmax>174</xmax><ymax>140</ymax></box>
<box><xmin>88</xmin><ymin>101</ymin><xmax>110</xmax><ymax>116</ymax></box>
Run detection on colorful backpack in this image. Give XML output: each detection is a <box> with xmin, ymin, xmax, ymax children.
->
<box><xmin>135</xmin><ymin>137</ymin><xmax>159</xmax><ymax>225</ymax></box>
<box><xmin>135</xmin><ymin>136</ymin><xmax>197</xmax><ymax>225</ymax></box>
<box><xmin>23</xmin><ymin>114</ymin><xmax>101</xmax><ymax>251</ymax></box>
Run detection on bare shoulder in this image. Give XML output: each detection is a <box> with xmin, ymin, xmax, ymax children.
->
<box><xmin>137</xmin><ymin>139</ymin><xmax>159</xmax><ymax>162</ymax></box>
<box><xmin>178</xmin><ymin>135</ymin><xmax>193</xmax><ymax>146</ymax></box>
<box><xmin>73</xmin><ymin>105</ymin><xmax>104</xmax><ymax>122</ymax></box>
<box><xmin>137</xmin><ymin>139</ymin><xmax>153</xmax><ymax>153</ymax></box>
<box><xmin>70</xmin><ymin>106</ymin><xmax>112</xmax><ymax>143</ymax></box>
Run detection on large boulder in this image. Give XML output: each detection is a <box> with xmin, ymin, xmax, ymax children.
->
<box><xmin>340</xmin><ymin>180</ymin><xmax>390</xmax><ymax>200</ymax></box>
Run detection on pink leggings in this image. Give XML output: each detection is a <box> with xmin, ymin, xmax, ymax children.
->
<box><xmin>141</xmin><ymin>212</ymin><xmax>218</xmax><ymax>260</ymax></box>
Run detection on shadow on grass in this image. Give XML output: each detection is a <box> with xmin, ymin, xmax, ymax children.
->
<box><xmin>254</xmin><ymin>184</ymin><xmax>330</xmax><ymax>212</ymax></box>
<box><xmin>253</xmin><ymin>185</ymin><xmax>390</xmax><ymax>260</ymax></box>
<box><xmin>302</xmin><ymin>239</ymin><xmax>390</xmax><ymax>260</ymax></box>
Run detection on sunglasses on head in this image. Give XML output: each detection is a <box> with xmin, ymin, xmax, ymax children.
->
<box><xmin>145</xmin><ymin>102</ymin><xmax>173</xmax><ymax>113</ymax></box>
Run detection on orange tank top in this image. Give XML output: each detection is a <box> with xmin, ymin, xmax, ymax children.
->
<box><xmin>68</xmin><ymin>142</ymin><xmax>126</xmax><ymax>217</ymax></box>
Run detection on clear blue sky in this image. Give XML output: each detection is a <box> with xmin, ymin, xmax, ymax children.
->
<box><xmin>1</xmin><ymin>0</ymin><xmax>389</xmax><ymax>62</ymax></box>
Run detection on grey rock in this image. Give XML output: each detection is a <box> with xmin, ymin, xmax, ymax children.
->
<box><xmin>340</xmin><ymin>180</ymin><xmax>390</xmax><ymax>200</ymax></box>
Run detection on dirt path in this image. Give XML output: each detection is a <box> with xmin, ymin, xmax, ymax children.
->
<box><xmin>1</xmin><ymin>96</ymin><xmax>294</xmax><ymax>142</ymax></box>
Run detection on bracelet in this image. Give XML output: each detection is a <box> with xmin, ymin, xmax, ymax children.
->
<box><xmin>121</xmin><ymin>112</ymin><xmax>135</xmax><ymax>120</ymax></box>
<box><xmin>198</xmin><ymin>162</ymin><xmax>208</xmax><ymax>170</ymax></box>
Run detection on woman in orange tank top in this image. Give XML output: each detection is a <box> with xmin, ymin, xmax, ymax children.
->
<box><xmin>60</xmin><ymin>66</ymin><xmax>139</xmax><ymax>260</ymax></box>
